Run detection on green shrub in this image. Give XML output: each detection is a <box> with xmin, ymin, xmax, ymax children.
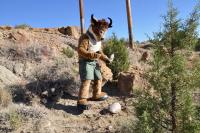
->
<box><xmin>196</xmin><ymin>106</ymin><xmax>200</xmax><ymax>119</ymax></box>
<box><xmin>195</xmin><ymin>38</ymin><xmax>200</xmax><ymax>51</ymax></box>
<box><xmin>15</xmin><ymin>24</ymin><xmax>31</xmax><ymax>29</ymax></box>
<box><xmin>103</xmin><ymin>34</ymin><xmax>130</xmax><ymax>78</ymax></box>
<box><xmin>62</xmin><ymin>47</ymin><xmax>74</xmax><ymax>58</ymax></box>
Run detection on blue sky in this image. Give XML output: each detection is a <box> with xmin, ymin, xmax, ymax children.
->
<box><xmin>0</xmin><ymin>0</ymin><xmax>199</xmax><ymax>42</ymax></box>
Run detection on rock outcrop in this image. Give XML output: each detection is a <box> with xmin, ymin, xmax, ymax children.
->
<box><xmin>58</xmin><ymin>26</ymin><xmax>82</xmax><ymax>39</ymax></box>
<box><xmin>117</xmin><ymin>72</ymin><xmax>135</xmax><ymax>95</ymax></box>
<box><xmin>0</xmin><ymin>65</ymin><xmax>21</xmax><ymax>88</ymax></box>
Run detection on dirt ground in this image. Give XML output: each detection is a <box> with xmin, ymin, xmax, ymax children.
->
<box><xmin>12</xmin><ymin>86</ymin><xmax>136</xmax><ymax>133</ymax></box>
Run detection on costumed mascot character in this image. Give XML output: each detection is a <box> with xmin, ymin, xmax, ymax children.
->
<box><xmin>77</xmin><ymin>14</ymin><xmax>113</xmax><ymax>111</ymax></box>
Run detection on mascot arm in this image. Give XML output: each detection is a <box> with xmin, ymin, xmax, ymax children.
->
<box><xmin>78</xmin><ymin>39</ymin><xmax>100</xmax><ymax>60</ymax></box>
<box><xmin>99</xmin><ymin>51</ymin><xmax>110</xmax><ymax>62</ymax></box>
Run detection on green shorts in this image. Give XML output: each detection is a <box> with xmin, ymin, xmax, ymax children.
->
<box><xmin>79</xmin><ymin>59</ymin><xmax>102</xmax><ymax>81</ymax></box>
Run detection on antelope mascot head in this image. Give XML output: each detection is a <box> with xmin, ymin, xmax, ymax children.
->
<box><xmin>87</xmin><ymin>14</ymin><xmax>112</xmax><ymax>41</ymax></box>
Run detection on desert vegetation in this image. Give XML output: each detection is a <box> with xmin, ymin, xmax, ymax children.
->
<box><xmin>15</xmin><ymin>24</ymin><xmax>31</xmax><ymax>29</ymax></box>
<box><xmin>104</xmin><ymin>33</ymin><xmax>130</xmax><ymax>78</ymax></box>
<box><xmin>122</xmin><ymin>1</ymin><xmax>200</xmax><ymax>133</ymax></box>
<box><xmin>0</xmin><ymin>1</ymin><xmax>200</xmax><ymax>133</ymax></box>
<box><xmin>0</xmin><ymin>88</ymin><xmax>12</xmax><ymax>108</ymax></box>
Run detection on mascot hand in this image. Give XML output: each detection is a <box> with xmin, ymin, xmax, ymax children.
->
<box><xmin>109</xmin><ymin>54</ymin><xmax>114</xmax><ymax>62</ymax></box>
<box><xmin>105</xmin><ymin>54</ymin><xmax>114</xmax><ymax>64</ymax></box>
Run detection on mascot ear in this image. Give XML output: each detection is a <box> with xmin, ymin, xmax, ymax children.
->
<box><xmin>91</xmin><ymin>14</ymin><xmax>98</xmax><ymax>25</ymax></box>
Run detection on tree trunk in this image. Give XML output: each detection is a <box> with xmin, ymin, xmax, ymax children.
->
<box><xmin>171</xmin><ymin>82</ymin><xmax>177</xmax><ymax>133</ymax></box>
<box><xmin>170</xmin><ymin>36</ymin><xmax>177</xmax><ymax>133</ymax></box>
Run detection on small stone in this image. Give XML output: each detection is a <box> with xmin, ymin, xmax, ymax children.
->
<box><xmin>41</xmin><ymin>91</ymin><xmax>48</xmax><ymax>96</ymax></box>
<box><xmin>108</xmin><ymin>102</ymin><xmax>121</xmax><ymax>114</ymax></box>
<box><xmin>41</xmin><ymin>98</ymin><xmax>47</xmax><ymax>104</ymax></box>
<box><xmin>50</xmin><ymin>88</ymin><xmax>56</xmax><ymax>93</ymax></box>
<box><xmin>13</xmin><ymin>63</ymin><xmax>24</xmax><ymax>76</ymax></box>
<box><xmin>108</xmin><ymin>125</ymin><xmax>113</xmax><ymax>130</ymax></box>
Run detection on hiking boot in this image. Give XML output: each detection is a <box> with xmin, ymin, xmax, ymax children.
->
<box><xmin>77</xmin><ymin>99</ymin><xmax>91</xmax><ymax>111</ymax></box>
<box><xmin>92</xmin><ymin>92</ymin><xmax>109</xmax><ymax>101</ymax></box>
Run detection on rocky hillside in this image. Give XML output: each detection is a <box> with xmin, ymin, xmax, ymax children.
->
<box><xmin>0</xmin><ymin>26</ymin><xmax>149</xmax><ymax>133</ymax></box>
<box><xmin>0</xmin><ymin>26</ymin><xmax>81</xmax><ymax>96</ymax></box>
<box><xmin>1</xmin><ymin>25</ymin><xmax>199</xmax><ymax>133</ymax></box>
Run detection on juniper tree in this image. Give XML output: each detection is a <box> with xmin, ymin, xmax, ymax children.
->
<box><xmin>103</xmin><ymin>33</ymin><xmax>130</xmax><ymax>78</ymax></box>
<box><xmin>134</xmin><ymin>1</ymin><xmax>200</xmax><ymax>133</ymax></box>
<box><xmin>182</xmin><ymin>2</ymin><xmax>200</xmax><ymax>50</ymax></box>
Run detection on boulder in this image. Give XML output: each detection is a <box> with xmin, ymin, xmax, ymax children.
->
<box><xmin>58</xmin><ymin>26</ymin><xmax>81</xmax><ymax>39</ymax></box>
<box><xmin>117</xmin><ymin>72</ymin><xmax>135</xmax><ymax>95</ymax></box>
<box><xmin>0</xmin><ymin>65</ymin><xmax>21</xmax><ymax>88</ymax></box>
<box><xmin>0</xmin><ymin>26</ymin><xmax>12</xmax><ymax>30</ymax></box>
<box><xmin>139</xmin><ymin>41</ymin><xmax>154</xmax><ymax>49</ymax></box>
<box><xmin>8</xmin><ymin>30</ymin><xmax>29</xmax><ymax>43</ymax></box>
<box><xmin>140</xmin><ymin>51</ymin><xmax>150</xmax><ymax>61</ymax></box>
<box><xmin>13</xmin><ymin>63</ymin><xmax>24</xmax><ymax>76</ymax></box>
<box><xmin>118</xmin><ymin>66</ymin><xmax>148</xmax><ymax>95</ymax></box>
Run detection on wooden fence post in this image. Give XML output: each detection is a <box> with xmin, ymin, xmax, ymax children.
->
<box><xmin>126</xmin><ymin>0</ymin><xmax>134</xmax><ymax>49</ymax></box>
<box><xmin>79</xmin><ymin>0</ymin><xmax>84</xmax><ymax>34</ymax></box>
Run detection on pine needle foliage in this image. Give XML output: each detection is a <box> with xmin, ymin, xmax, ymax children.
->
<box><xmin>134</xmin><ymin>1</ymin><xmax>200</xmax><ymax>133</ymax></box>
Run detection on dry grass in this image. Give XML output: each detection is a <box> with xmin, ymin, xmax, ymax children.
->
<box><xmin>0</xmin><ymin>104</ymin><xmax>48</xmax><ymax>132</ymax></box>
<box><xmin>0</xmin><ymin>88</ymin><xmax>12</xmax><ymax>108</ymax></box>
<box><xmin>62</xmin><ymin>47</ymin><xmax>74</xmax><ymax>58</ymax></box>
<box><xmin>9</xmin><ymin>111</ymin><xmax>23</xmax><ymax>130</ymax></box>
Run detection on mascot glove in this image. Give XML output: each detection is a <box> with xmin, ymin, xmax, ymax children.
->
<box><xmin>105</xmin><ymin>54</ymin><xmax>114</xmax><ymax>64</ymax></box>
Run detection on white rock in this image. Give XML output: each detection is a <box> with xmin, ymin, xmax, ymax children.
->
<box><xmin>13</xmin><ymin>63</ymin><xmax>24</xmax><ymax>76</ymax></box>
<box><xmin>0</xmin><ymin>65</ymin><xmax>21</xmax><ymax>88</ymax></box>
<box><xmin>108</xmin><ymin>125</ymin><xmax>113</xmax><ymax>131</ymax></box>
<box><xmin>108</xmin><ymin>102</ymin><xmax>121</xmax><ymax>114</ymax></box>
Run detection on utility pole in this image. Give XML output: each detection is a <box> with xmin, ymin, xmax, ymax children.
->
<box><xmin>79</xmin><ymin>0</ymin><xmax>84</xmax><ymax>34</ymax></box>
<box><xmin>126</xmin><ymin>0</ymin><xmax>134</xmax><ymax>49</ymax></box>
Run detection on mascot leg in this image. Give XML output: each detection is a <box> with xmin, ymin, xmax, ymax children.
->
<box><xmin>77</xmin><ymin>80</ymin><xmax>91</xmax><ymax>110</ymax></box>
<box><xmin>92</xmin><ymin>79</ymin><xmax>108</xmax><ymax>101</ymax></box>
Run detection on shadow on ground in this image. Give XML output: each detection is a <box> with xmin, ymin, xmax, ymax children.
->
<box><xmin>51</xmin><ymin>103</ymin><xmax>83</xmax><ymax>115</ymax></box>
<box><xmin>10</xmin><ymin>79</ymin><xmax>125</xmax><ymax>116</ymax></box>
<box><xmin>102</xmin><ymin>81</ymin><xmax>120</xmax><ymax>97</ymax></box>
